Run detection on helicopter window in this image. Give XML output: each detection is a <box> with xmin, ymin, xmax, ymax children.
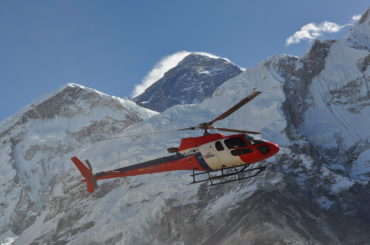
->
<box><xmin>224</xmin><ymin>137</ymin><xmax>247</xmax><ymax>149</ymax></box>
<box><xmin>231</xmin><ymin>148</ymin><xmax>253</xmax><ymax>156</ymax></box>
<box><xmin>257</xmin><ymin>145</ymin><xmax>271</xmax><ymax>154</ymax></box>
<box><xmin>215</xmin><ymin>141</ymin><xmax>224</xmax><ymax>151</ymax></box>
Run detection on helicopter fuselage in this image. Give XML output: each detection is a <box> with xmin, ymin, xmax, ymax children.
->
<box><xmin>71</xmin><ymin>133</ymin><xmax>280</xmax><ymax>193</ymax></box>
<box><xmin>177</xmin><ymin>133</ymin><xmax>279</xmax><ymax>171</ymax></box>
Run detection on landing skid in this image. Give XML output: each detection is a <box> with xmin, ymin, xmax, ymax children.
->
<box><xmin>191</xmin><ymin>164</ymin><xmax>266</xmax><ymax>186</ymax></box>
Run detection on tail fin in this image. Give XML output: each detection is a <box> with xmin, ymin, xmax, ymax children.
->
<box><xmin>71</xmin><ymin>156</ymin><xmax>97</xmax><ymax>193</ymax></box>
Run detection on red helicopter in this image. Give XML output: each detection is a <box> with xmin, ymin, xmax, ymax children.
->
<box><xmin>71</xmin><ymin>91</ymin><xmax>280</xmax><ymax>193</ymax></box>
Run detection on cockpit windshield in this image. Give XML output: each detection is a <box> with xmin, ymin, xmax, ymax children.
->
<box><xmin>244</xmin><ymin>134</ymin><xmax>266</xmax><ymax>145</ymax></box>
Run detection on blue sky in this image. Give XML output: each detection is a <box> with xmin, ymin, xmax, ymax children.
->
<box><xmin>0</xmin><ymin>0</ymin><xmax>369</xmax><ymax>121</ymax></box>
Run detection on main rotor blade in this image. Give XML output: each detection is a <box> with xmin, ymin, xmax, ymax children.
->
<box><xmin>214</xmin><ymin>127</ymin><xmax>261</xmax><ymax>135</ymax></box>
<box><xmin>207</xmin><ymin>91</ymin><xmax>262</xmax><ymax>125</ymax></box>
<box><xmin>176</xmin><ymin>126</ymin><xmax>200</xmax><ymax>131</ymax></box>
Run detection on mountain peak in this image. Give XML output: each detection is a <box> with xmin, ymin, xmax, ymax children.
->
<box><xmin>0</xmin><ymin>83</ymin><xmax>100</xmax><ymax>132</ymax></box>
<box><xmin>133</xmin><ymin>52</ymin><xmax>242</xmax><ymax>112</ymax></box>
<box><xmin>55</xmin><ymin>83</ymin><xmax>107</xmax><ymax>99</ymax></box>
<box><xmin>178</xmin><ymin>53</ymin><xmax>229</xmax><ymax>65</ymax></box>
<box><xmin>358</xmin><ymin>8</ymin><xmax>370</xmax><ymax>25</ymax></box>
<box><xmin>6</xmin><ymin>83</ymin><xmax>154</xmax><ymax>127</ymax></box>
<box><xmin>346</xmin><ymin>8</ymin><xmax>370</xmax><ymax>50</ymax></box>
<box><xmin>21</xmin><ymin>83</ymin><xmax>107</xmax><ymax>120</ymax></box>
<box><xmin>62</xmin><ymin>82</ymin><xmax>84</xmax><ymax>89</ymax></box>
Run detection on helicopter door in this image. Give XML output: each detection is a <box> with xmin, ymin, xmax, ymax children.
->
<box><xmin>200</xmin><ymin>140</ymin><xmax>243</xmax><ymax>170</ymax></box>
<box><xmin>219</xmin><ymin>137</ymin><xmax>249</xmax><ymax>167</ymax></box>
<box><xmin>198</xmin><ymin>142</ymin><xmax>224</xmax><ymax>170</ymax></box>
<box><xmin>198</xmin><ymin>138</ymin><xmax>250</xmax><ymax>170</ymax></box>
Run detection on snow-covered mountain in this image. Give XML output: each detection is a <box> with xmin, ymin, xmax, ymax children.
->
<box><xmin>347</xmin><ymin>8</ymin><xmax>370</xmax><ymax>50</ymax></box>
<box><xmin>133</xmin><ymin>53</ymin><xmax>242</xmax><ymax>112</ymax></box>
<box><xmin>1</xmin><ymin>7</ymin><xmax>370</xmax><ymax>245</ymax></box>
<box><xmin>0</xmin><ymin>83</ymin><xmax>157</xmax><ymax>244</ymax></box>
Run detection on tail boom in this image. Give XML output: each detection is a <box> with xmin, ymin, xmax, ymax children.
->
<box><xmin>71</xmin><ymin>153</ymin><xmax>210</xmax><ymax>193</ymax></box>
<box><xmin>94</xmin><ymin>153</ymin><xmax>209</xmax><ymax>180</ymax></box>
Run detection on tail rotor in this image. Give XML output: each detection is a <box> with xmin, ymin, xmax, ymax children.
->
<box><xmin>71</xmin><ymin>157</ymin><xmax>98</xmax><ymax>193</ymax></box>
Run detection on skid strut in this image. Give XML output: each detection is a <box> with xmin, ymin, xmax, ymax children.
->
<box><xmin>191</xmin><ymin>164</ymin><xmax>266</xmax><ymax>186</ymax></box>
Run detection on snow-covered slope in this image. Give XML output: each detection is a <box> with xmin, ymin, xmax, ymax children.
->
<box><xmin>1</xmin><ymin>8</ymin><xmax>370</xmax><ymax>245</ymax></box>
<box><xmin>0</xmin><ymin>83</ymin><xmax>157</xmax><ymax>244</ymax></box>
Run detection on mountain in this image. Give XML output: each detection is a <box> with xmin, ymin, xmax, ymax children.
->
<box><xmin>1</xmin><ymin>8</ymin><xmax>370</xmax><ymax>245</ymax></box>
<box><xmin>133</xmin><ymin>53</ymin><xmax>243</xmax><ymax>112</ymax></box>
<box><xmin>0</xmin><ymin>83</ymin><xmax>157</xmax><ymax>244</ymax></box>
<box><xmin>346</xmin><ymin>8</ymin><xmax>370</xmax><ymax>50</ymax></box>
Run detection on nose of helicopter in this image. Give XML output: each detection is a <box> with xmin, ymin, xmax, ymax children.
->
<box><xmin>268</xmin><ymin>142</ymin><xmax>280</xmax><ymax>156</ymax></box>
<box><xmin>255</xmin><ymin>141</ymin><xmax>280</xmax><ymax>158</ymax></box>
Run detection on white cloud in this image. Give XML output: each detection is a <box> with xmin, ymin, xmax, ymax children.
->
<box><xmin>131</xmin><ymin>51</ymin><xmax>230</xmax><ymax>98</ymax></box>
<box><xmin>131</xmin><ymin>51</ymin><xmax>190</xmax><ymax>98</ymax></box>
<box><xmin>286</xmin><ymin>21</ymin><xmax>346</xmax><ymax>46</ymax></box>
<box><xmin>286</xmin><ymin>14</ymin><xmax>363</xmax><ymax>46</ymax></box>
<box><xmin>352</xmin><ymin>14</ymin><xmax>362</xmax><ymax>22</ymax></box>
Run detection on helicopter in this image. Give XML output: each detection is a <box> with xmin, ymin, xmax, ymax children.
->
<box><xmin>71</xmin><ymin>90</ymin><xmax>280</xmax><ymax>193</ymax></box>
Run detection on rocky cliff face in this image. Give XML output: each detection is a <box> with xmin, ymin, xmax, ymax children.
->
<box><xmin>1</xmin><ymin>8</ymin><xmax>370</xmax><ymax>245</ymax></box>
<box><xmin>133</xmin><ymin>53</ymin><xmax>242</xmax><ymax>112</ymax></box>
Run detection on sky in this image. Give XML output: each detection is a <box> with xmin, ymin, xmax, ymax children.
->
<box><xmin>0</xmin><ymin>0</ymin><xmax>369</xmax><ymax>121</ymax></box>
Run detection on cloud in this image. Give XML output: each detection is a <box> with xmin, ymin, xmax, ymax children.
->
<box><xmin>131</xmin><ymin>51</ymin><xmax>190</xmax><ymax>98</ymax></box>
<box><xmin>286</xmin><ymin>21</ymin><xmax>346</xmax><ymax>46</ymax></box>
<box><xmin>352</xmin><ymin>15</ymin><xmax>361</xmax><ymax>22</ymax></box>
<box><xmin>285</xmin><ymin>14</ymin><xmax>363</xmax><ymax>46</ymax></box>
<box><xmin>131</xmin><ymin>51</ymin><xmax>230</xmax><ymax>98</ymax></box>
